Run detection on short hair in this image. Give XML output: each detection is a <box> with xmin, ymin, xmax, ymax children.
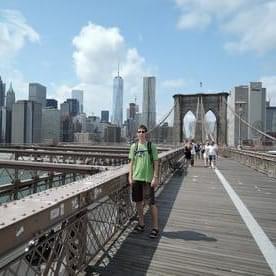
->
<box><xmin>137</xmin><ymin>124</ymin><xmax>148</xmax><ymax>132</ymax></box>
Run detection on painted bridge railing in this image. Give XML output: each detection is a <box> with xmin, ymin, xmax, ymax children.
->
<box><xmin>0</xmin><ymin>147</ymin><xmax>184</xmax><ymax>276</ymax></box>
<box><xmin>222</xmin><ymin>148</ymin><xmax>276</xmax><ymax>178</ymax></box>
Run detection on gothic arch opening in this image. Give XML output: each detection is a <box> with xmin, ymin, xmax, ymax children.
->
<box><xmin>183</xmin><ymin>111</ymin><xmax>196</xmax><ymax>140</ymax></box>
<box><xmin>204</xmin><ymin>110</ymin><xmax>217</xmax><ymax>142</ymax></box>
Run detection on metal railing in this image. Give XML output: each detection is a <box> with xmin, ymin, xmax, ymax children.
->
<box><xmin>222</xmin><ymin>148</ymin><xmax>276</xmax><ymax>178</ymax></box>
<box><xmin>0</xmin><ymin>147</ymin><xmax>184</xmax><ymax>275</ymax></box>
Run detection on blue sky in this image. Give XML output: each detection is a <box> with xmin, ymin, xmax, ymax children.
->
<box><xmin>1</xmin><ymin>0</ymin><xmax>276</xmax><ymax>121</ymax></box>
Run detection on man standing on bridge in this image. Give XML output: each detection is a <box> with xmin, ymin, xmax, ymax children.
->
<box><xmin>128</xmin><ymin>125</ymin><xmax>159</xmax><ymax>238</ymax></box>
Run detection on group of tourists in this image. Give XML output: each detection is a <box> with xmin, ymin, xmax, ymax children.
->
<box><xmin>183</xmin><ymin>140</ymin><xmax>218</xmax><ymax>168</ymax></box>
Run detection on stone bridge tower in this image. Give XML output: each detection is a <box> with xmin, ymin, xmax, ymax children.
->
<box><xmin>173</xmin><ymin>93</ymin><xmax>229</xmax><ymax>145</ymax></box>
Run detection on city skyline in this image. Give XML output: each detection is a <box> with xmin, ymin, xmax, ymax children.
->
<box><xmin>0</xmin><ymin>1</ymin><xmax>276</xmax><ymax>120</ymax></box>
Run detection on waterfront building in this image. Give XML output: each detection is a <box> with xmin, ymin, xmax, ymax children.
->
<box><xmin>41</xmin><ymin>108</ymin><xmax>60</xmax><ymax>143</ymax></box>
<box><xmin>11</xmin><ymin>100</ymin><xmax>42</xmax><ymax>144</ymax></box>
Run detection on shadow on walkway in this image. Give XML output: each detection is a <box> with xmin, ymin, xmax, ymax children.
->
<box><xmin>86</xmin><ymin>171</ymin><xmax>187</xmax><ymax>275</ymax></box>
<box><xmin>162</xmin><ymin>230</ymin><xmax>217</xmax><ymax>241</ymax></box>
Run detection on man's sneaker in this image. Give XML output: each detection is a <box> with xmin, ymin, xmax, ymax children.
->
<box><xmin>149</xmin><ymin>228</ymin><xmax>159</xmax><ymax>239</ymax></box>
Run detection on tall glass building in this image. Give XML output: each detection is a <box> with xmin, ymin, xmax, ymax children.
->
<box><xmin>112</xmin><ymin>74</ymin><xmax>123</xmax><ymax>127</ymax></box>
<box><xmin>72</xmin><ymin>90</ymin><xmax>84</xmax><ymax>113</ymax></box>
<box><xmin>142</xmin><ymin>76</ymin><xmax>156</xmax><ymax>130</ymax></box>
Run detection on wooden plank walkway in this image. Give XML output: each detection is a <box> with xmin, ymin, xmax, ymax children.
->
<box><xmin>87</xmin><ymin>158</ymin><xmax>276</xmax><ymax>276</ymax></box>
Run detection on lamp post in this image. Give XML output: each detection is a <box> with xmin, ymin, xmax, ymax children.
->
<box><xmin>235</xmin><ymin>101</ymin><xmax>246</xmax><ymax>147</ymax></box>
<box><xmin>238</xmin><ymin>105</ymin><xmax>242</xmax><ymax>146</ymax></box>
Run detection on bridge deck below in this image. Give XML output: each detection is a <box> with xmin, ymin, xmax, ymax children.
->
<box><xmin>89</xmin><ymin>158</ymin><xmax>276</xmax><ymax>275</ymax></box>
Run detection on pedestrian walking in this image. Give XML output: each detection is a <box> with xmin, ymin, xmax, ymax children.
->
<box><xmin>191</xmin><ymin>140</ymin><xmax>196</xmax><ymax>167</ymax></box>
<box><xmin>184</xmin><ymin>140</ymin><xmax>192</xmax><ymax>167</ymax></box>
<box><xmin>208</xmin><ymin>141</ymin><xmax>218</xmax><ymax>168</ymax></box>
<box><xmin>204</xmin><ymin>141</ymin><xmax>210</xmax><ymax>167</ymax></box>
<box><xmin>128</xmin><ymin>125</ymin><xmax>159</xmax><ymax>238</ymax></box>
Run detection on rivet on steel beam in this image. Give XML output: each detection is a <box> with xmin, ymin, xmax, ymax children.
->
<box><xmin>22</xmin><ymin>213</ymin><xmax>26</xmax><ymax>217</ymax></box>
<box><xmin>40</xmin><ymin>206</ymin><xmax>44</xmax><ymax>209</ymax></box>
<box><xmin>32</xmin><ymin>210</ymin><xmax>35</xmax><ymax>212</ymax></box>
<box><xmin>12</xmin><ymin>218</ymin><xmax>16</xmax><ymax>221</ymax></box>
<box><xmin>0</xmin><ymin>222</ymin><xmax>5</xmax><ymax>226</ymax></box>
<box><xmin>4</xmin><ymin>204</ymin><xmax>8</xmax><ymax>208</ymax></box>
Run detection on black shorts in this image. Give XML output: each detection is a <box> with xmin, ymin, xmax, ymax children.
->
<box><xmin>209</xmin><ymin>155</ymin><xmax>216</xmax><ymax>161</ymax></box>
<box><xmin>132</xmin><ymin>181</ymin><xmax>155</xmax><ymax>205</ymax></box>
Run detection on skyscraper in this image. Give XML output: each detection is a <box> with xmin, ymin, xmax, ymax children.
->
<box><xmin>66</xmin><ymin>99</ymin><xmax>79</xmax><ymax>117</ymax></box>
<box><xmin>0</xmin><ymin>76</ymin><xmax>5</xmax><ymax>107</ymax></box>
<box><xmin>142</xmin><ymin>76</ymin><xmax>156</xmax><ymax>130</ymax></box>
<box><xmin>0</xmin><ymin>107</ymin><xmax>6</xmax><ymax>143</ymax></box>
<box><xmin>101</xmin><ymin>110</ymin><xmax>109</xmax><ymax>122</ymax></box>
<box><xmin>248</xmin><ymin>82</ymin><xmax>266</xmax><ymax>139</ymax></box>
<box><xmin>42</xmin><ymin>108</ymin><xmax>60</xmax><ymax>143</ymax></box>
<box><xmin>227</xmin><ymin>82</ymin><xmax>266</xmax><ymax>146</ymax></box>
<box><xmin>72</xmin><ymin>90</ymin><xmax>84</xmax><ymax>113</ymax></box>
<box><xmin>12</xmin><ymin>100</ymin><xmax>42</xmax><ymax>144</ymax></box>
<box><xmin>6</xmin><ymin>83</ymin><xmax>15</xmax><ymax>111</ymax></box>
<box><xmin>29</xmin><ymin>83</ymin><xmax>47</xmax><ymax>107</ymax></box>
<box><xmin>5</xmin><ymin>83</ymin><xmax>15</xmax><ymax>143</ymax></box>
<box><xmin>112</xmin><ymin>70</ymin><xmax>123</xmax><ymax>127</ymax></box>
<box><xmin>266</xmin><ymin>101</ymin><xmax>276</xmax><ymax>133</ymax></box>
<box><xmin>126</xmin><ymin>103</ymin><xmax>137</xmax><ymax>139</ymax></box>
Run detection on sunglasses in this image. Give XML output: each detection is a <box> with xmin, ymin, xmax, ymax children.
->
<box><xmin>137</xmin><ymin>130</ymin><xmax>146</xmax><ymax>133</ymax></box>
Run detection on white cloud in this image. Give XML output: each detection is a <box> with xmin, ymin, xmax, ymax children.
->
<box><xmin>0</xmin><ymin>9</ymin><xmax>39</xmax><ymax>58</ymax></box>
<box><xmin>224</xmin><ymin>2</ymin><xmax>276</xmax><ymax>54</ymax></box>
<box><xmin>175</xmin><ymin>0</ymin><xmax>276</xmax><ymax>54</ymax></box>
<box><xmin>177</xmin><ymin>11</ymin><xmax>211</xmax><ymax>30</ymax></box>
<box><xmin>72</xmin><ymin>23</ymin><xmax>151</xmax><ymax>115</ymax></box>
<box><xmin>176</xmin><ymin>0</ymin><xmax>246</xmax><ymax>30</ymax></box>
<box><xmin>260</xmin><ymin>75</ymin><xmax>276</xmax><ymax>105</ymax></box>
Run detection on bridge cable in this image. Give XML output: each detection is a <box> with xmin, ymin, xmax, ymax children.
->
<box><xmin>223</xmin><ymin>97</ymin><xmax>276</xmax><ymax>142</ymax></box>
<box><xmin>147</xmin><ymin>103</ymin><xmax>176</xmax><ymax>134</ymax></box>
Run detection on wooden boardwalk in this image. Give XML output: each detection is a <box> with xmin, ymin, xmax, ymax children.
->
<box><xmin>87</xmin><ymin>158</ymin><xmax>276</xmax><ymax>276</ymax></box>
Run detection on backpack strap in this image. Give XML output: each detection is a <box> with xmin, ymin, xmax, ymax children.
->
<box><xmin>134</xmin><ymin>142</ymin><xmax>138</xmax><ymax>155</ymax></box>
<box><xmin>147</xmin><ymin>141</ymin><xmax>154</xmax><ymax>165</ymax></box>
